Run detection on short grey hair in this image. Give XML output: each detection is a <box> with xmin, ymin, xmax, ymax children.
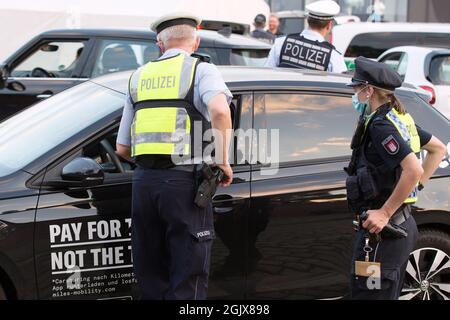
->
<box><xmin>157</xmin><ymin>24</ymin><xmax>198</xmax><ymax>46</ymax></box>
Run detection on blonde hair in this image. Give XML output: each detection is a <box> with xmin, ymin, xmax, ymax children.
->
<box><xmin>157</xmin><ymin>24</ymin><xmax>197</xmax><ymax>47</ymax></box>
<box><xmin>373</xmin><ymin>88</ymin><xmax>406</xmax><ymax>114</ymax></box>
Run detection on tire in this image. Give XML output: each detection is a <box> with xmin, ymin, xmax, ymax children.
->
<box><xmin>400</xmin><ymin>229</ymin><xmax>450</xmax><ymax>300</ymax></box>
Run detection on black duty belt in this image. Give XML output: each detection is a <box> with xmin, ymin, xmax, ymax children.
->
<box><xmin>168</xmin><ymin>165</ymin><xmax>196</xmax><ymax>173</ymax></box>
<box><xmin>353</xmin><ymin>204</ymin><xmax>411</xmax><ymax>232</ymax></box>
<box><xmin>390</xmin><ymin>205</ymin><xmax>411</xmax><ymax>226</ymax></box>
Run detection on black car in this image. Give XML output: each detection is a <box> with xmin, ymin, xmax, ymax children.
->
<box><xmin>0</xmin><ymin>67</ymin><xmax>449</xmax><ymax>300</ymax></box>
<box><xmin>0</xmin><ymin>28</ymin><xmax>270</xmax><ymax>121</ymax></box>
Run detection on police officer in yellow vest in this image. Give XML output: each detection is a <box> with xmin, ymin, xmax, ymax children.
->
<box><xmin>116</xmin><ymin>12</ymin><xmax>233</xmax><ymax>300</ymax></box>
<box><xmin>345</xmin><ymin>57</ymin><xmax>446</xmax><ymax>300</ymax></box>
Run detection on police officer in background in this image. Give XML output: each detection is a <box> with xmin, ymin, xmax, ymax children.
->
<box><xmin>265</xmin><ymin>0</ymin><xmax>347</xmax><ymax>73</ymax></box>
<box><xmin>346</xmin><ymin>57</ymin><xmax>447</xmax><ymax>299</ymax></box>
<box><xmin>251</xmin><ymin>14</ymin><xmax>275</xmax><ymax>43</ymax></box>
<box><xmin>116</xmin><ymin>12</ymin><xmax>233</xmax><ymax>300</ymax></box>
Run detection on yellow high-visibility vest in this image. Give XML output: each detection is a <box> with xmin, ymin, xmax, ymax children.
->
<box><xmin>365</xmin><ymin>107</ymin><xmax>421</xmax><ymax>204</ymax></box>
<box><xmin>128</xmin><ymin>54</ymin><xmax>207</xmax><ymax>158</ymax></box>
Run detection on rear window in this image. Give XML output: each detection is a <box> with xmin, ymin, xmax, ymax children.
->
<box><xmin>429</xmin><ymin>55</ymin><xmax>450</xmax><ymax>85</ymax></box>
<box><xmin>345</xmin><ymin>32</ymin><xmax>450</xmax><ymax>58</ymax></box>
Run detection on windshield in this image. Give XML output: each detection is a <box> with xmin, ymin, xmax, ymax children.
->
<box><xmin>0</xmin><ymin>82</ymin><xmax>125</xmax><ymax>177</ymax></box>
<box><xmin>230</xmin><ymin>49</ymin><xmax>269</xmax><ymax>67</ymax></box>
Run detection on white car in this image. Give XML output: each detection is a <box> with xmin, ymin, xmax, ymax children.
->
<box><xmin>331</xmin><ymin>23</ymin><xmax>450</xmax><ymax>69</ymax></box>
<box><xmin>378</xmin><ymin>46</ymin><xmax>450</xmax><ymax>120</ymax></box>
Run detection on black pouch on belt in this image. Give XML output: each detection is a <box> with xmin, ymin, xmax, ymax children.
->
<box><xmin>357</xmin><ymin>166</ymin><xmax>380</xmax><ymax>201</ymax></box>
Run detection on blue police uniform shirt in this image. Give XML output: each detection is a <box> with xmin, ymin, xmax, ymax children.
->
<box><xmin>251</xmin><ymin>28</ymin><xmax>275</xmax><ymax>43</ymax></box>
<box><xmin>365</xmin><ymin>106</ymin><xmax>432</xmax><ymax>170</ymax></box>
<box><xmin>264</xmin><ymin>29</ymin><xmax>347</xmax><ymax>73</ymax></box>
<box><xmin>117</xmin><ymin>48</ymin><xmax>233</xmax><ymax>147</ymax></box>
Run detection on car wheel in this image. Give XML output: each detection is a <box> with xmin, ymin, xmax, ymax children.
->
<box><xmin>400</xmin><ymin>229</ymin><xmax>450</xmax><ymax>300</ymax></box>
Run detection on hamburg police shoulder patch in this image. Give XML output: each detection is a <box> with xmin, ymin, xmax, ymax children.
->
<box><xmin>382</xmin><ymin>135</ymin><xmax>400</xmax><ymax>155</ymax></box>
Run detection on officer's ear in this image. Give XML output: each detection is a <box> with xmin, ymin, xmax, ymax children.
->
<box><xmin>157</xmin><ymin>40</ymin><xmax>165</xmax><ymax>54</ymax></box>
<box><xmin>193</xmin><ymin>36</ymin><xmax>200</xmax><ymax>52</ymax></box>
<box><xmin>326</xmin><ymin>20</ymin><xmax>333</xmax><ymax>33</ymax></box>
<box><xmin>366</xmin><ymin>86</ymin><xmax>375</xmax><ymax>98</ymax></box>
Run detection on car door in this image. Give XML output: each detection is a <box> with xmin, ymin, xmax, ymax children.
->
<box><xmin>246</xmin><ymin>91</ymin><xmax>359</xmax><ymax>299</ymax></box>
<box><xmin>0</xmin><ymin>38</ymin><xmax>93</xmax><ymax>120</ymax></box>
<box><xmin>208</xmin><ymin>94</ymin><xmax>252</xmax><ymax>299</ymax></box>
<box><xmin>33</xmin><ymin>126</ymin><xmax>137</xmax><ymax>300</ymax></box>
<box><xmin>32</xmin><ymin>93</ymin><xmax>252</xmax><ymax>300</ymax></box>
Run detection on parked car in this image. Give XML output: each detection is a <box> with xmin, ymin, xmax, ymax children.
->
<box><xmin>378</xmin><ymin>46</ymin><xmax>450</xmax><ymax>120</ymax></box>
<box><xmin>0</xmin><ymin>28</ymin><xmax>270</xmax><ymax>121</ymax></box>
<box><xmin>331</xmin><ymin>23</ymin><xmax>450</xmax><ymax>70</ymax></box>
<box><xmin>0</xmin><ymin>67</ymin><xmax>449</xmax><ymax>300</ymax></box>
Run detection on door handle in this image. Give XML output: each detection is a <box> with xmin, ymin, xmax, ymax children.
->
<box><xmin>213</xmin><ymin>207</ymin><xmax>234</xmax><ymax>214</ymax></box>
<box><xmin>37</xmin><ymin>93</ymin><xmax>53</xmax><ymax>99</ymax></box>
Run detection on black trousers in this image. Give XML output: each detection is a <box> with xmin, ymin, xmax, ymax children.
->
<box><xmin>131</xmin><ymin>166</ymin><xmax>214</xmax><ymax>300</ymax></box>
<box><xmin>350</xmin><ymin>215</ymin><xmax>419</xmax><ymax>300</ymax></box>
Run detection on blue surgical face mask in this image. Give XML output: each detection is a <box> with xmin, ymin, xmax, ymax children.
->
<box><xmin>352</xmin><ymin>87</ymin><xmax>370</xmax><ymax>116</ymax></box>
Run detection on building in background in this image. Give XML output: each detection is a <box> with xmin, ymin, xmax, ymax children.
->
<box><xmin>267</xmin><ymin>0</ymin><xmax>450</xmax><ymax>23</ymax></box>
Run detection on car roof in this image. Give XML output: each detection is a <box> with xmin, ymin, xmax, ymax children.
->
<box><xmin>334</xmin><ymin>22</ymin><xmax>450</xmax><ymax>33</ymax></box>
<box><xmin>383</xmin><ymin>46</ymin><xmax>450</xmax><ymax>55</ymax></box>
<box><xmin>379</xmin><ymin>46</ymin><xmax>450</xmax><ymax>61</ymax></box>
<box><xmin>274</xmin><ymin>10</ymin><xmax>306</xmax><ymax>18</ymax></box>
<box><xmin>332</xmin><ymin>22</ymin><xmax>450</xmax><ymax>54</ymax></box>
<box><xmin>40</xmin><ymin>28</ymin><xmax>271</xmax><ymax>49</ymax></box>
<box><xmin>90</xmin><ymin>66</ymin><xmax>359</xmax><ymax>95</ymax></box>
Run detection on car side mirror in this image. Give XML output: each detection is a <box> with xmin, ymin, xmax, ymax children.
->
<box><xmin>0</xmin><ymin>64</ymin><xmax>25</xmax><ymax>92</ymax></box>
<box><xmin>61</xmin><ymin>157</ymin><xmax>104</xmax><ymax>188</ymax></box>
<box><xmin>0</xmin><ymin>64</ymin><xmax>9</xmax><ymax>90</ymax></box>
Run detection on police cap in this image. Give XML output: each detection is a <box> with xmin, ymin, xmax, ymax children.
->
<box><xmin>347</xmin><ymin>56</ymin><xmax>403</xmax><ymax>91</ymax></box>
<box><xmin>306</xmin><ymin>0</ymin><xmax>341</xmax><ymax>21</ymax></box>
<box><xmin>151</xmin><ymin>12</ymin><xmax>202</xmax><ymax>34</ymax></box>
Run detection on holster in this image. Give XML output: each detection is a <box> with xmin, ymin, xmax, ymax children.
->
<box><xmin>194</xmin><ymin>163</ymin><xmax>224</xmax><ymax>209</ymax></box>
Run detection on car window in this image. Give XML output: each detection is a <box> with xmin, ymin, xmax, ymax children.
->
<box><xmin>0</xmin><ymin>82</ymin><xmax>124</xmax><ymax>177</ymax></box>
<box><xmin>230</xmin><ymin>49</ymin><xmax>270</xmax><ymax>67</ymax></box>
<box><xmin>11</xmin><ymin>41</ymin><xmax>86</xmax><ymax>78</ymax></box>
<box><xmin>429</xmin><ymin>55</ymin><xmax>450</xmax><ymax>85</ymax></box>
<box><xmin>92</xmin><ymin>39</ymin><xmax>159</xmax><ymax>77</ymax></box>
<box><xmin>254</xmin><ymin>93</ymin><xmax>356</xmax><ymax>164</ymax></box>
<box><xmin>381</xmin><ymin>52</ymin><xmax>408</xmax><ymax>79</ymax></box>
<box><xmin>397</xmin><ymin>53</ymin><xmax>409</xmax><ymax>78</ymax></box>
<box><xmin>83</xmin><ymin>129</ymin><xmax>135</xmax><ymax>173</ymax></box>
<box><xmin>279</xmin><ymin>17</ymin><xmax>305</xmax><ymax>36</ymax></box>
<box><xmin>196</xmin><ymin>47</ymin><xmax>221</xmax><ymax>65</ymax></box>
<box><xmin>380</xmin><ymin>52</ymin><xmax>402</xmax><ymax>71</ymax></box>
<box><xmin>420</xmin><ymin>33</ymin><xmax>450</xmax><ymax>48</ymax></box>
<box><xmin>346</xmin><ymin>32</ymin><xmax>450</xmax><ymax>59</ymax></box>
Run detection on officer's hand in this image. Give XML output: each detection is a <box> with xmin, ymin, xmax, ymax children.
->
<box><xmin>216</xmin><ymin>163</ymin><xmax>233</xmax><ymax>187</ymax></box>
<box><xmin>363</xmin><ymin>209</ymin><xmax>390</xmax><ymax>234</ymax></box>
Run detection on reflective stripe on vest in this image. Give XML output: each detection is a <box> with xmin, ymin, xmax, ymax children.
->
<box><xmin>386</xmin><ymin>109</ymin><xmax>421</xmax><ymax>204</ymax></box>
<box><xmin>128</xmin><ymin>54</ymin><xmax>197</xmax><ymax>157</ymax></box>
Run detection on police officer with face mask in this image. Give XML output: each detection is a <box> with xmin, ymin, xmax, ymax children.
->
<box><xmin>345</xmin><ymin>57</ymin><xmax>447</xmax><ymax>300</ymax></box>
<box><xmin>265</xmin><ymin>0</ymin><xmax>347</xmax><ymax>73</ymax></box>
